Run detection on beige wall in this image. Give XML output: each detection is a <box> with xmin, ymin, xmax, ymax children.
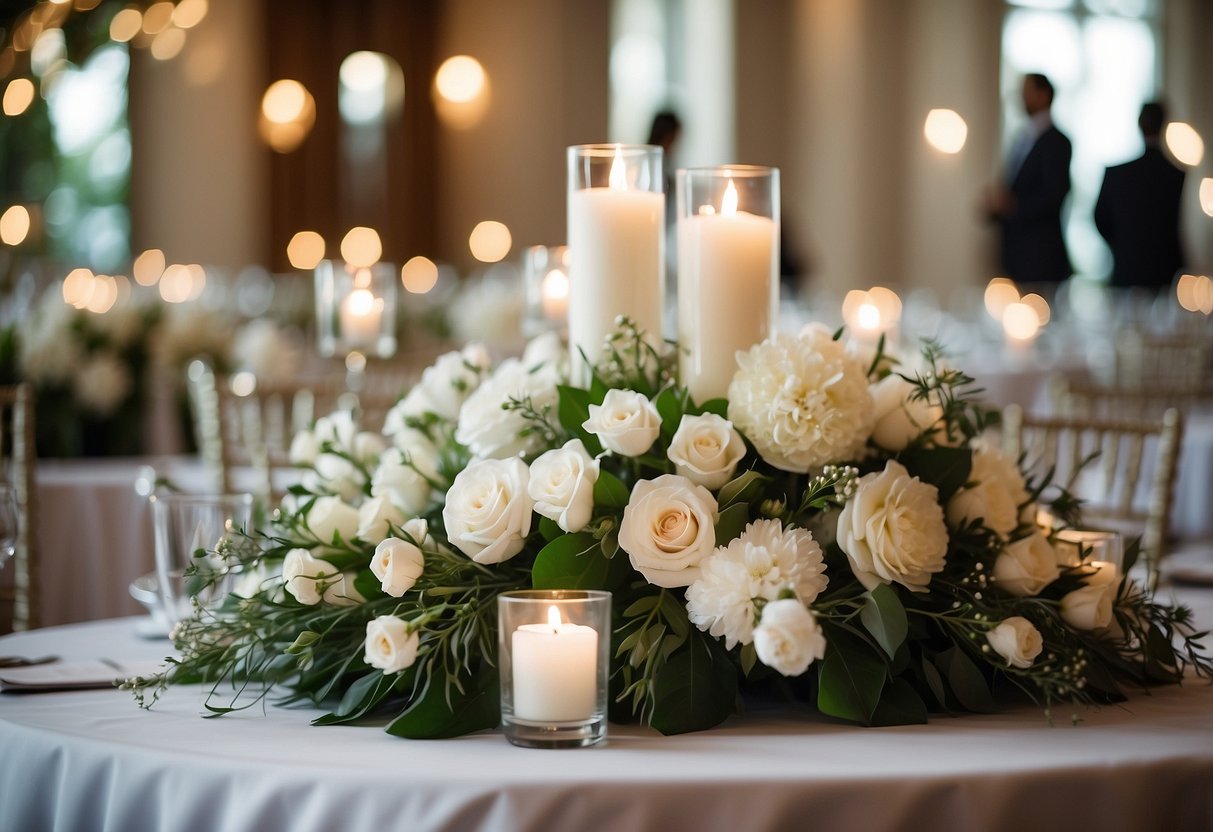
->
<box><xmin>1164</xmin><ymin>0</ymin><xmax>1213</xmax><ymax>271</ymax></box>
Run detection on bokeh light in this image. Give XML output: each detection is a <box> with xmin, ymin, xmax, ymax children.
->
<box><xmin>141</xmin><ymin>1</ymin><xmax>174</xmax><ymax>35</ymax></box>
<box><xmin>1002</xmin><ymin>302</ymin><xmax>1041</xmax><ymax>340</ymax></box>
<box><xmin>340</xmin><ymin>226</ymin><xmax>382</xmax><ymax>268</ymax></box>
<box><xmin>62</xmin><ymin>267</ymin><xmax>94</xmax><ymax>308</ymax></box>
<box><xmin>133</xmin><ymin>248</ymin><xmax>166</xmax><ymax>285</ymax></box>
<box><xmin>0</xmin><ymin>205</ymin><xmax>31</xmax><ymax>245</ymax></box>
<box><xmin>1165</xmin><ymin>122</ymin><xmax>1204</xmax><ymax>167</ymax></box>
<box><xmin>401</xmin><ymin>255</ymin><xmax>439</xmax><ymax>294</ymax></box>
<box><xmin>1200</xmin><ymin>178</ymin><xmax>1213</xmax><ymax>218</ymax></box>
<box><xmin>1020</xmin><ymin>292</ymin><xmax>1051</xmax><ymax>326</ymax></box>
<box><xmin>1177</xmin><ymin>274</ymin><xmax>1213</xmax><ymax>316</ymax></box>
<box><xmin>923</xmin><ymin>108</ymin><xmax>968</xmax><ymax>154</ymax></box>
<box><xmin>984</xmin><ymin>277</ymin><xmax>1020</xmax><ymax>321</ymax></box>
<box><xmin>259</xmin><ymin>79</ymin><xmax>316</xmax><ymax>153</ymax></box>
<box><xmin>150</xmin><ymin>27</ymin><xmax>186</xmax><ymax>61</ymax></box>
<box><xmin>435</xmin><ymin>55</ymin><xmax>485</xmax><ymax>103</ymax></box>
<box><xmin>3</xmin><ymin>78</ymin><xmax>35</xmax><ymax>116</ymax></box>
<box><xmin>468</xmin><ymin>220</ymin><xmax>511</xmax><ymax>263</ymax></box>
<box><xmin>109</xmin><ymin>7</ymin><xmax>142</xmax><ymax>42</ymax></box>
<box><xmin>287</xmin><ymin>230</ymin><xmax>326</xmax><ymax>270</ymax></box>
<box><xmin>172</xmin><ymin>0</ymin><xmax>208</xmax><ymax>29</ymax></box>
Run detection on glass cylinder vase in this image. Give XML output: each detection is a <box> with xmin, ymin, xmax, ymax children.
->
<box><xmin>1054</xmin><ymin>528</ymin><xmax>1124</xmax><ymax>573</ymax></box>
<box><xmin>566</xmin><ymin>144</ymin><xmax>664</xmax><ymax>377</ymax></box>
<box><xmin>314</xmin><ymin>260</ymin><xmax>398</xmax><ymax>359</ymax></box>
<box><xmin>522</xmin><ymin>244</ymin><xmax>570</xmax><ymax>337</ymax></box>
<box><xmin>497</xmin><ymin>589</ymin><xmax>611</xmax><ymax>749</ymax></box>
<box><xmin>676</xmin><ymin>165</ymin><xmax>779</xmax><ymax>404</ymax></box>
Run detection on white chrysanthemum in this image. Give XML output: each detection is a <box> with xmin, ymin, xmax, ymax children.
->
<box><xmin>73</xmin><ymin>351</ymin><xmax>134</xmax><ymax>415</ymax></box>
<box><xmin>686</xmin><ymin>519</ymin><xmax>828</xmax><ymax>649</ymax></box>
<box><xmin>727</xmin><ymin>330</ymin><xmax>874</xmax><ymax>473</ymax></box>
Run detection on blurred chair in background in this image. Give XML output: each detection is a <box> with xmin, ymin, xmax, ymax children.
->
<box><xmin>0</xmin><ymin>383</ymin><xmax>38</xmax><ymax>633</ymax></box>
<box><xmin>1002</xmin><ymin>404</ymin><xmax>1182</xmax><ymax>591</ymax></box>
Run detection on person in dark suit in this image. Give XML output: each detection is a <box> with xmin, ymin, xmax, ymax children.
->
<box><xmin>985</xmin><ymin>74</ymin><xmax>1073</xmax><ymax>285</ymax></box>
<box><xmin>1094</xmin><ymin>101</ymin><xmax>1186</xmax><ymax>290</ymax></box>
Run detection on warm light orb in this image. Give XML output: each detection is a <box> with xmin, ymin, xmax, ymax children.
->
<box><xmin>1020</xmin><ymin>292</ymin><xmax>1051</xmax><ymax>325</ymax></box>
<box><xmin>856</xmin><ymin>302</ymin><xmax>881</xmax><ymax>331</ymax></box>
<box><xmin>287</xmin><ymin>230</ymin><xmax>326</xmax><ymax>270</ymax></box>
<box><xmin>340</xmin><ymin>50</ymin><xmax>388</xmax><ymax>92</ymax></box>
<box><xmin>468</xmin><ymin>220</ymin><xmax>512</xmax><ymax>263</ymax></box>
<box><xmin>133</xmin><ymin>248</ymin><xmax>166</xmax><ymax>285</ymax></box>
<box><xmin>0</xmin><ymin>205</ymin><xmax>31</xmax><ymax>245</ymax></box>
<box><xmin>401</xmin><ymin>255</ymin><xmax>439</xmax><ymax>294</ymax></box>
<box><xmin>229</xmin><ymin>370</ymin><xmax>256</xmax><ymax>398</ymax></box>
<box><xmin>1165</xmin><ymin>122</ymin><xmax>1205</xmax><ymax>167</ymax></box>
<box><xmin>435</xmin><ymin>55</ymin><xmax>485</xmax><ymax>104</ymax></box>
<box><xmin>84</xmin><ymin>273</ymin><xmax>118</xmax><ymax>314</ymax></box>
<box><xmin>3</xmin><ymin>77</ymin><xmax>35</xmax><ymax>116</ymax></box>
<box><xmin>1177</xmin><ymin>274</ymin><xmax>1213</xmax><ymax>316</ymax></box>
<box><xmin>984</xmin><ymin>277</ymin><xmax>1020</xmax><ymax>321</ymax></box>
<box><xmin>159</xmin><ymin>263</ymin><xmax>193</xmax><ymax>303</ymax></box>
<box><xmin>867</xmin><ymin>285</ymin><xmax>903</xmax><ymax>323</ymax></box>
<box><xmin>186</xmin><ymin>264</ymin><xmax>207</xmax><ymax>300</ymax></box>
<box><xmin>172</xmin><ymin>0</ymin><xmax>208</xmax><ymax>29</ymax></box>
<box><xmin>1002</xmin><ymin>302</ymin><xmax>1040</xmax><ymax>340</ymax></box>
<box><xmin>141</xmin><ymin>1</ymin><xmax>175</xmax><ymax>35</ymax></box>
<box><xmin>150</xmin><ymin>26</ymin><xmax>186</xmax><ymax>61</ymax></box>
<box><xmin>109</xmin><ymin>8</ymin><xmax>142</xmax><ymax>42</ymax></box>
<box><xmin>259</xmin><ymin>79</ymin><xmax>316</xmax><ymax>153</ymax></box>
<box><xmin>62</xmin><ymin>267</ymin><xmax>95</xmax><ymax>308</ymax></box>
<box><xmin>923</xmin><ymin>108</ymin><xmax>968</xmax><ymax>154</ymax></box>
<box><xmin>1200</xmin><ymin>178</ymin><xmax>1213</xmax><ymax>218</ymax></box>
<box><xmin>541</xmin><ymin>268</ymin><xmax>569</xmax><ymax>303</ymax></box>
<box><xmin>340</xmin><ymin>226</ymin><xmax>382</xmax><ymax>268</ymax></box>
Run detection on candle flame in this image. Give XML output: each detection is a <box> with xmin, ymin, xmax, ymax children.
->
<box><xmin>721</xmin><ymin>178</ymin><xmax>739</xmax><ymax>216</ymax></box>
<box><xmin>541</xmin><ymin>269</ymin><xmax>569</xmax><ymax>300</ymax></box>
<box><xmin>547</xmin><ymin>605</ymin><xmax>562</xmax><ymax>632</ymax></box>
<box><xmin>347</xmin><ymin>288</ymin><xmax>376</xmax><ymax>316</ymax></box>
<box><xmin>608</xmin><ymin>145</ymin><xmax>627</xmax><ymax>190</ymax></box>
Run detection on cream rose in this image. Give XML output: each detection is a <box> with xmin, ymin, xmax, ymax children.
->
<box><xmin>283</xmin><ymin>548</ymin><xmax>337</xmax><ymax>606</ymax></box>
<box><xmin>837</xmin><ymin>460</ymin><xmax>949</xmax><ymax>592</ymax></box>
<box><xmin>1061</xmin><ymin>561</ymin><xmax>1120</xmax><ymax>631</ymax></box>
<box><xmin>364</xmin><ymin>615</ymin><xmax>420</xmax><ymax>673</ymax></box>
<box><xmin>986</xmin><ymin>616</ymin><xmax>1044</xmax><ymax>669</ymax></box>
<box><xmin>618</xmin><ymin>474</ymin><xmax>718</xmax><ymax>588</ymax></box>
<box><xmin>583</xmin><ymin>389</ymin><xmax>662</xmax><ymax>458</ymax></box>
<box><xmin>372</xmin><ymin>443</ymin><xmax>438</xmax><ymax>517</ymax></box>
<box><xmin>528</xmin><ymin>440</ymin><xmax>600</xmax><ymax>533</ymax></box>
<box><xmin>947</xmin><ymin>444</ymin><xmax>1032</xmax><ymax>537</ymax></box>
<box><xmin>993</xmin><ymin>532</ymin><xmax>1060</xmax><ymax>597</ymax></box>
<box><xmin>371</xmin><ymin>526</ymin><xmax>427</xmax><ymax>597</ymax></box>
<box><xmin>869</xmin><ymin>374</ymin><xmax>942</xmax><ymax>452</ymax></box>
<box><xmin>442</xmin><ymin>457</ymin><xmax>533</xmax><ymax>564</ymax></box>
<box><xmin>753</xmin><ymin>599</ymin><xmax>827</xmax><ymax>677</ymax></box>
<box><xmin>666</xmin><ymin>413</ymin><xmax>747</xmax><ymax>490</ymax></box>
<box><xmin>356</xmin><ymin>495</ymin><xmax>406</xmax><ymax>544</ymax></box>
<box><xmin>306</xmin><ymin>496</ymin><xmax>361</xmax><ymax>545</ymax></box>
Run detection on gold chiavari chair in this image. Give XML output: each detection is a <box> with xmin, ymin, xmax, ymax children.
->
<box><xmin>1050</xmin><ymin>374</ymin><xmax>1213</xmax><ymax>422</ymax></box>
<box><xmin>1002</xmin><ymin>404</ymin><xmax>1183</xmax><ymax>592</ymax></box>
<box><xmin>1113</xmin><ymin>329</ymin><xmax>1211</xmax><ymax>394</ymax></box>
<box><xmin>0</xmin><ymin>383</ymin><xmax>38</xmax><ymax>633</ymax></box>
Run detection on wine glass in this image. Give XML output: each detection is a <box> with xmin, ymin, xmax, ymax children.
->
<box><xmin>0</xmin><ymin>483</ymin><xmax>18</xmax><ymax>569</ymax></box>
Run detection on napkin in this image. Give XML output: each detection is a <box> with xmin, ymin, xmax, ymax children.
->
<box><xmin>0</xmin><ymin>659</ymin><xmax>165</xmax><ymax>692</ymax></box>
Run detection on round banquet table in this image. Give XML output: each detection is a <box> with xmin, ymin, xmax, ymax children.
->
<box><xmin>2</xmin><ymin>605</ymin><xmax>1213</xmax><ymax>832</ymax></box>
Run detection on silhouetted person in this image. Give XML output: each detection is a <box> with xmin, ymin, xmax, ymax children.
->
<box><xmin>985</xmin><ymin>73</ymin><xmax>1073</xmax><ymax>285</ymax></box>
<box><xmin>1094</xmin><ymin>102</ymin><xmax>1186</xmax><ymax>290</ymax></box>
<box><xmin>647</xmin><ymin>110</ymin><xmax>682</xmax><ymax>158</ymax></box>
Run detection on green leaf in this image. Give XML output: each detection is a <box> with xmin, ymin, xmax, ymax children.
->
<box><xmin>713</xmin><ymin>503</ymin><xmax>750</xmax><ymax>545</ymax></box>
<box><xmin>740</xmin><ymin>643</ymin><xmax>758</xmax><ymax>676</ymax></box>
<box><xmin>556</xmin><ymin>384</ymin><xmax>603</xmax><ymax>456</ymax></box>
<box><xmin>532</xmin><ymin>532</ymin><xmax>630</xmax><ymax>591</ymax></box>
<box><xmin>538</xmin><ymin>516</ymin><xmax>563</xmax><ymax>542</ymax></box>
<box><xmin>653</xmin><ymin>387</ymin><xmax>686</xmax><ymax>440</ymax></box>
<box><xmin>353</xmin><ymin>569</ymin><xmax>382</xmax><ymax>601</ymax></box>
<box><xmin>717</xmin><ymin>469</ymin><xmax>767</xmax><ymax>509</ymax></box>
<box><xmin>938</xmin><ymin>647</ymin><xmax>997</xmax><ymax>713</ymax></box>
<box><xmin>594</xmin><ymin>469</ymin><xmax>631</xmax><ymax>510</ymax></box>
<box><xmin>869</xmin><ymin>677</ymin><xmax>929</xmax><ymax>726</ymax></box>
<box><xmin>385</xmin><ymin>664</ymin><xmax>500</xmax><ymax>739</ymax></box>
<box><xmin>285</xmin><ymin>630</ymin><xmax>321</xmax><ymax>655</ymax></box>
<box><xmin>920</xmin><ymin>654</ymin><xmax>948</xmax><ymax>709</ymax></box>
<box><xmin>816</xmin><ymin>628</ymin><xmax>887</xmax><ymax>725</ymax></box>
<box><xmin>898</xmin><ymin>446</ymin><xmax>972</xmax><ymax>503</ymax></box>
<box><xmin>859</xmin><ymin>584</ymin><xmax>908</xmax><ymax>660</ymax></box>
<box><xmin>313</xmin><ymin>669</ymin><xmax>405</xmax><ymax>726</ymax></box>
<box><xmin>648</xmin><ymin>630</ymin><xmax>738</xmax><ymax>735</ymax></box>
<box><xmin>696</xmin><ymin>398</ymin><xmax>729</xmax><ymax>418</ymax></box>
<box><xmin>623</xmin><ymin>594</ymin><xmax>660</xmax><ymax>617</ymax></box>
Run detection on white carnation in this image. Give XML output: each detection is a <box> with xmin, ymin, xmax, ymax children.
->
<box><xmin>727</xmin><ymin>330</ymin><xmax>874</xmax><ymax>473</ymax></box>
<box><xmin>686</xmin><ymin>519</ymin><xmax>828</xmax><ymax>649</ymax></box>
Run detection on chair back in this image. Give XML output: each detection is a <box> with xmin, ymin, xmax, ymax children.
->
<box><xmin>1002</xmin><ymin>404</ymin><xmax>1183</xmax><ymax>591</ymax></box>
<box><xmin>0</xmin><ymin>383</ymin><xmax>37</xmax><ymax>632</ymax></box>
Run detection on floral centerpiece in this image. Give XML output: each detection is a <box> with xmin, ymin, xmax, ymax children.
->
<box><xmin>130</xmin><ymin>321</ymin><xmax>1211</xmax><ymax>737</ymax></box>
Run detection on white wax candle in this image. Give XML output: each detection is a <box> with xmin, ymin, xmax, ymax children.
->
<box><xmin>567</xmin><ymin>187</ymin><xmax>664</xmax><ymax>372</ymax></box>
<box><xmin>678</xmin><ymin>208</ymin><xmax>777</xmax><ymax>402</ymax></box>
<box><xmin>340</xmin><ymin>288</ymin><xmax>382</xmax><ymax>349</ymax></box>
<box><xmin>511</xmin><ymin>609</ymin><xmax>598</xmax><ymax>723</ymax></box>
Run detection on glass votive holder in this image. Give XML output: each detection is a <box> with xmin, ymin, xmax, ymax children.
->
<box><xmin>522</xmin><ymin>245</ymin><xmax>571</xmax><ymax>337</ymax></box>
<box><xmin>314</xmin><ymin>259</ymin><xmax>398</xmax><ymax>359</ymax></box>
<box><xmin>676</xmin><ymin>165</ymin><xmax>779</xmax><ymax>403</ymax></box>
<box><xmin>497</xmin><ymin>589</ymin><xmax>611</xmax><ymax>749</ymax></box>
<box><xmin>1054</xmin><ymin>528</ymin><xmax>1124</xmax><ymax>573</ymax></box>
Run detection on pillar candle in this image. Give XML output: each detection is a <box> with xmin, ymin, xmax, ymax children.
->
<box><xmin>511</xmin><ymin>606</ymin><xmax>598</xmax><ymax>722</ymax></box>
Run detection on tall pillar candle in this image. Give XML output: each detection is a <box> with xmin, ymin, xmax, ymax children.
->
<box><xmin>677</xmin><ymin>166</ymin><xmax>779</xmax><ymax>402</ymax></box>
<box><xmin>567</xmin><ymin>144</ymin><xmax>664</xmax><ymax>375</ymax></box>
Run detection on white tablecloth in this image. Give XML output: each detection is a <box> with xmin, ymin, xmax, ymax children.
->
<box><xmin>2</xmin><ymin>601</ymin><xmax>1213</xmax><ymax>832</ymax></box>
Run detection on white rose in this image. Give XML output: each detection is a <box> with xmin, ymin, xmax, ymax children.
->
<box><xmin>528</xmin><ymin>440</ymin><xmax>600</xmax><ymax>533</ymax></box>
<box><xmin>389</xmin><ymin>344</ymin><xmax>492</xmax><ymax>425</ymax></box>
<box><xmin>869</xmin><ymin>374</ymin><xmax>942</xmax><ymax>452</ymax></box>
<box><xmin>455</xmin><ymin>358</ymin><xmax>561</xmax><ymax>459</ymax></box>
<box><xmin>321</xmin><ymin>571</ymin><xmax>365</xmax><ymax>606</ymax></box>
<box><xmin>993</xmin><ymin>532</ymin><xmax>1061</xmax><ymax>597</ymax></box>
<box><xmin>351</xmin><ymin>431</ymin><xmax>386</xmax><ymax>466</ymax></box>
<box><xmin>371</xmin><ymin>528</ymin><xmax>427</xmax><ymax>597</ymax></box>
<box><xmin>753</xmin><ymin>599</ymin><xmax>827</xmax><ymax>677</ymax></box>
<box><xmin>314</xmin><ymin>411</ymin><xmax>357</xmax><ymax>451</ymax></box>
<box><xmin>442</xmin><ymin>457</ymin><xmax>533</xmax><ymax>564</ymax></box>
<box><xmin>522</xmin><ymin>331</ymin><xmax>568</xmax><ymax>374</ymax></box>
<box><xmin>282</xmin><ymin>548</ymin><xmax>338</xmax><ymax>605</ymax></box>
<box><xmin>372</xmin><ymin>445</ymin><xmax>437</xmax><ymax>516</ymax></box>
<box><xmin>289</xmin><ymin>429</ymin><xmax>321</xmax><ymax>466</ymax></box>
<box><xmin>986</xmin><ymin>616</ymin><xmax>1043</xmax><ymax>669</ymax></box>
<box><xmin>619</xmin><ymin>474</ymin><xmax>718</xmax><ymax>588</ymax></box>
<box><xmin>947</xmin><ymin>444</ymin><xmax>1032</xmax><ymax>537</ymax></box>
<box><xmin>307</xmin><ymin>495</ymin><xmax>361</xmax><ymax>545</ymax></box>
<box><xmin>357</xmin><ymin>495</ymin><xmax>406</xmax><ymax>543</ymax></box>
<box><xmin>1061</xmin><ymin>561</ymin><xmax>1120</xmax><ymax>631</ymax></box>
<box><xmin>305</xmin><ymin>453</ymin><xmax>363</xmax><ymax>503</ymax></box>
<box><xmin>583</xmin><ymin>389</ymin><xmax>662</xmax><ymax>457</ymax></box>
<box><xmin>666</xmin><ymin>413</ymin><xmax>747</xmax><ymax>490</ymax></box>
<box><xmin>364</xmin><ymin>615</ymin><xmax>420</xmax><ymax>673</ymax></box>
<box><xmin>837</xmin><ymin>459</ymin><xmax>949</xmax><ymax>592</ymax></box>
